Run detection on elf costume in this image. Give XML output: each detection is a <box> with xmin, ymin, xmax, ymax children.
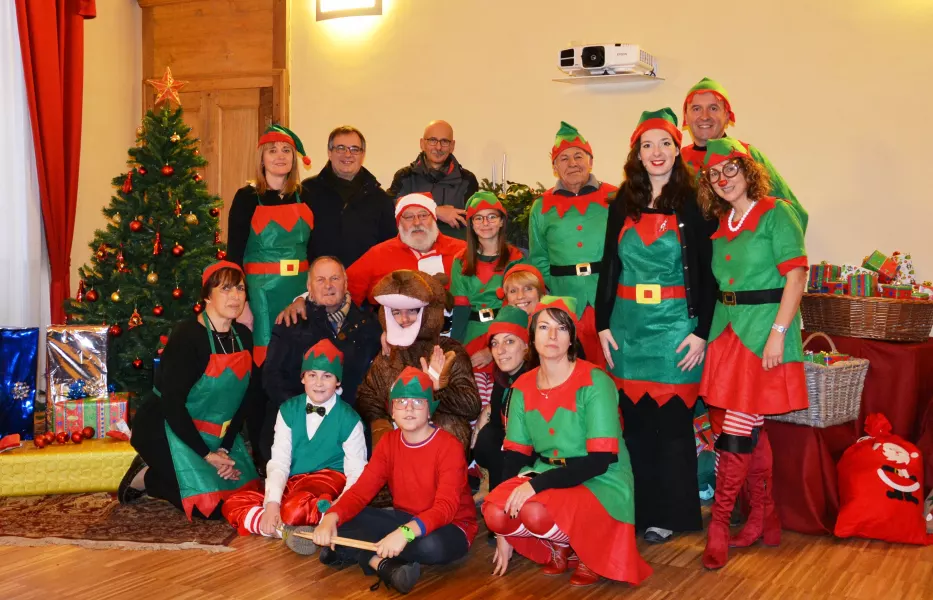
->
<box><xmin>483</xmin><ymin>297</ymin><xmax>652</xmax><ymax>587</ymax></box>
<box><xmin>529</xmin><ymin>122</ymin><xmax>617</xmax><ymax>368</ymax></box>
<box><xmin>222</xmin><ymin>339</ymin><xmax>367</xmax><ymax>536</ymax></box>
<box><xmin>697</xmin><ymin>138</ymin><xmax>808</xmax><ymax>569</ymax></box>
<box><xmin>450</xmin><ymin>191</ymin><xmax>524</xmax><ymax>405</ymax></box>
<box><xmin>680</xmin><ymin>77</ymin><xmax>808</xmax><ymax>233</ymax></box>
<box><xmin>594</xmin><ymin>108</ymin><xmax>715</xmax><ymax>537</ymax></box>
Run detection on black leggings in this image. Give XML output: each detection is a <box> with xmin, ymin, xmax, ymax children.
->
<box><xmin>334</xmin><ymin>507</ymin><xmax>469</xmax><ymax>566</ymax></box>
<box><xmin>472</xmin><ymin>424</ymin><xmax>506</xmax><ymax>491</ymax></box>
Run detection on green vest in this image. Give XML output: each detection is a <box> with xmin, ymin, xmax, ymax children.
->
<box><xmin>280</xmin><ymin>394</ymin><xmax>361</xmax><ymax>476</ymax></box>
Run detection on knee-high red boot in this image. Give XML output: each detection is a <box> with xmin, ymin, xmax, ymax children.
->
<box><xmin>730</xmin><ymin>428</ymin><xmax>780</xmax><ymax>547</ymax></box>
<box><xmin>703</xmin><ymin>435</ymin><xmax>754</xmax><ymax>570</ymax></box>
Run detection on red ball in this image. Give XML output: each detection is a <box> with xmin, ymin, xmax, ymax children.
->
<box><xmin>193</xmin><ymin>302</ymin><xmax>204</xmax><ymax>314</ymax></box>
<box><xmin>129</xmin><ymin>220</ymin><xmax>143</xmax><ymax>232</ymax></box>
<box><xmin>215</xmin><ymin>250</ymin><xmax>227</xmax><ymax>260</ymax></box>
<box><xmin>82</xmin><ymin>426</ymin><xmax>95</xmax><ymax>439</ymax></box>
<box><xmin>86</xmin><ymin>289</ymin><xmax>99</xmax><ymax>302</ymax></box>
<box><xmin>193</xmin><ymin>173</ymin><xmax>203</xmax><ymax>183</ymax></box>
<box><xmin>137</xmin><ymin>166</ymin><xmax>147</xmax><ymax>176</ymax></box>
<box><xmin>157</xmin><ymin>347</ymin><xmax>164</xmax><ymax>356</ymax></box>
<box><xmin>71</xmin><ymin>432</ymin><xmax>84</xmax><ymax>444</ymax></box>
<box><xmin>109</xmin><ymin>323</ymin><xmax>122</xmax><ymax>337</ymax></box>
<box><xmin>43</xmin><ymin>432</ymin><xmax>55</xmax><ymax>444</ymax></box>
<box><xmin>159</xmin><ymin>334</ymin><xmax>170</xmax><ymax>345</ymax></box>
<box><xmin>161</xmin><ymin>164</ymin><xmax>174</xmax><ymax>176</ymax></box>
<box><xmin>171</xmin><ymin>287</ymin><xmax>183</xmax><ymax>300</ymax></box>
<box><xmin>34</xmin><ymin>437</ymin><xmax>47</xmax><ymax>448</ymax></box>
<box><xmin>152</xmin><ymin>305</ymin><xmax>164</xmax><ymax>316</ymax></box>
<box><xmin>132</xmin><ymin>358</ymin><xmax>144</xmax><ymax>369</ymax></box>
<box><xmin>55</xmin><ymin>432</ymin><xmax>68</xmax><ymax>445</ymax></box>
<box><xmin>209</xmin><ymin>208</ymin><xmax>220</xmax><ymax>217</ymax></box>
<box><xmin>171</xmin><ymin>244</ymin><xmax>185</xmax><ymax>257</ymax></box>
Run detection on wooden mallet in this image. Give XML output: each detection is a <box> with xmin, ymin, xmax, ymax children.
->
<box><xmin>290</xmin><ymin>532</ymin><xmax>378</xmax><ymax>552</ymax></box>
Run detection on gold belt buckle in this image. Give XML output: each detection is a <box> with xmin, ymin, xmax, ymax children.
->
<box><xmin>635</xmin><ymin>283</ymin><xmax>662</xmax><ymax>305</ymax></box>
<box><xmin>552</xmin><ymin>457</ymin><xmax>567</xmax><ymax>467</ymax></box>
<box><xmin>722</xmin><ymin>291</ymin><xmax>737</xmax><ymax>306</ymax></box>
<box><xmin>478</xmin><ymin>308</ymin><xmax>495</xmax><ymax>322</ymax></box>
<box><xmin>280</xmin><ymin>259</ymin><xmax>300</xmax><ymax>276</ymax></box>
<box><xmin>219</xmin><ymin>420</ymin><xmax>231</xmax><ymax>438</ymax></box>
<box><xmin>575</xmin><ymin>262</ymin><xmax>592</xmax><ymax>276</ymax></box>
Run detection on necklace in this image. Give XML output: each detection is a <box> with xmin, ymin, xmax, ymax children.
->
<box><xmin>206</xmin><ymin>314</ymin><xmax>231</xmax><ymax>354</ymax></box>
<box><xmin>727</xmin><ymin>201</ymin><xmax>758</xmax><ymax>233</ymax></box>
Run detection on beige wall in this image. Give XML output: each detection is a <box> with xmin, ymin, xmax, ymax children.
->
<box><xmin>289</xmin><ymin>0</ymin><xmax>933</xmax><ymax>281</ymax></box>
<box><xmin>72</xmin><ymin>1</ymin><xmax>141</xmax><ymax>291</ymax></box>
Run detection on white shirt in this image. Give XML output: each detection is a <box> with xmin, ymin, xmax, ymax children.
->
<box><xmin>263</xmin><ymin>393</ymin><xmax>368</xmax><ymax>506</ymax></box>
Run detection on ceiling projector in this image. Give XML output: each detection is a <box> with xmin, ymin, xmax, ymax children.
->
<box><xmin>558</xmin><ymin>44</ymin><xmax>657</xmax><ymax>76</ymax></box>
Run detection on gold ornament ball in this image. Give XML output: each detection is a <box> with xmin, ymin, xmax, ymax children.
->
<box><xmin>112</xmin><ymin>213</ymin><xmax>122</xmax><ymax>223</ymax></box>
<box><xmin>111</xmin><ymin>291</ymin><xmax>121</xmax><ymax>302</ymax></box>
<box><xmin>136</xmin><ymin>126</ymin><xmax>144</xmax><ymax>136</ymax></box>
<box><xmin>185</xmin><ymin>212</ymin><xmax>199</xmax><ymax>225</ymax></box>
<box><xmin>170</xmin><ymin>132</ymin><xmax>181</xmax><ymax>143</ymax></box>
<box><xmin>147</xmin><ymin>272</ymin><xmax>159</xmax><ymax>284</ymax></box>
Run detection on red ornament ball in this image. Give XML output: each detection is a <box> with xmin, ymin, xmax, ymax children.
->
<box><xmin>157</xmin><ymin>347</ymin><xmax>164</xmax><ymax>356</ymax></box>
<box><xmin>171</xmin><ymin>244</ymin><xmax>185</xmax><ymax>257</ymax></box>
<box><xmin>34</xmin><ymin>437</ymin><xmax>47</xmax><ymax>448</ymax></box>
<box><xmin>193</xmin><ymin>302</ymin><xmax>204</xmax><ymax>314</ymax></box>
<box><xmin>55</xmin><ymin>432</ymin><xmax>68</xmax><ymax>445</ymax></box>
<box><xmin>137</xmin><ymin>166</ymin><xmax>147</xmax><ymax>176</ymax></box>
<box><xmin>171</xmin><ymin>287</ymin><xmax>183</xmax><ymax>300</ymax></box>
<box><xmin>86</xmin><ymin>289</ymin><xmax>99</xmax><ymax>302</ymax></box>
<box><xmin>161</xmin><ymin>164</ymin><xmax>174</xmax><ymax>176</ymax></box>
<box><xmin>209</xmin><ymin>208</ymin><xmax>220</xmax><ymax>217</ymax></box>
<box><xmin>152</xmin><ymin>305</ymin><xmax>164</xmax><ymax>316</ymax></box>
<box><xmin>129</xmin><ymin>219</ymin><xmax>143</xmax><ymax>232</ymax></box>
<box><xmin>216</xmin><ymin>249</ymin><xmax>227</xmax><ymax>260</ymax></box>
<box><xmin>132</xmin><ymin>358</ymin><xmax>144</xmax><ymax>369</ymax></box>
<box><xmin>43</xmin><ymin>432</ymin><xmax>55</xmax><ymax>444</ymax></box>
<box><xmin>109</xmin><ymin>323</ymin><xmax>123</xmax><ymax>337</ymax></box>
<box><xmin>159</xmin><ymin>334</ymin><xmax>170</xmax><ymax>345</ymax></box>
<box><xmin>82</xmin><ymin>426</ymin><xmax>95</xmax><ymax>439</ymax></box>
<box><xmin>71</xmin><ymin>432</ymin><xmax>84</xmax><ymax>444</ymax></box>
<box><xmin>193</xmin><ymin>173</ymin><xmax>203</xmax><ymax>183</ymax></box>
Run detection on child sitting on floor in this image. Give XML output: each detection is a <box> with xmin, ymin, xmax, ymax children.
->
<box><xmin>222</xmin><ymin>339</ymin><xmax>367</xmax><ymax>551</ymax></box>
<box><xmin>310</xmin><ymin>364</ymin><xmax>478</xmax><ymax>595</ymax></box>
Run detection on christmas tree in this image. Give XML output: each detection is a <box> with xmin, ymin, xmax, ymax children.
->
<box><xmin>66</xmin><ymin>69</ymin><xmax>225</xmax><ymax>397</ymax></box>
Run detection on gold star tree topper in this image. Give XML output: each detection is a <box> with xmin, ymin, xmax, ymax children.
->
<box><xmin>147</xmin><ymin>67</ymin><xmax>188</xmax><ymax>106</ymax></box>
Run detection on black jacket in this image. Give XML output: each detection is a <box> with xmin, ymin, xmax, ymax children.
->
<box><xmin>301</xmin><ymin>163</ymin><xmax>397</xmax><ymax>269</ymax></box>
<box><xmin>387</xmin><ymin>153</ymin><xmax>479</xmax><ymax>240</ymax></box>
<box><xmin>595</xmin><ymin>196</ymin><xmax>719</xmax><ymax>340</ymax></box>
<box><xmin>487</xmin><ymin>362</ymin><xmax>530</xmax><ymax>436</ymax></box>
<box><xmin>263</xmin><ymin>300</ymin><xmax>382</xmax><ymax>409</ymax></box>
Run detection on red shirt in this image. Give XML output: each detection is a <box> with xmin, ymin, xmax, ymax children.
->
<box><xmin>329</xmin><ymin>427</ymin><xmax>478</xmax><ymax>543</ymax></box>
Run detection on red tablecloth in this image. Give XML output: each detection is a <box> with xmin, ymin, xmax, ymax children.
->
<box><xmin>770</xmin><ymin>334</ymin><xmax>933</xmax><ymax>535</ymax></box>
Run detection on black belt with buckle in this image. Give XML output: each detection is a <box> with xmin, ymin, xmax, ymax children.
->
<box><xmin>468</xmin><ymin>308</ymin><xmax>496</xmax><ymax>322</ymax></box>
<box><xmin>540</xmin><ymin>455</ymin><xmax>567</xmax><ymax>466</ymax></box>
<box><xmin>718</xmin><ymin>288</ymin><xmax>784</xmax><ymax>306</ymax></box>
<box><xmin>550</xmin><ymin>263</ymin><xmax>600</xmax><ymax>277</ymax></box>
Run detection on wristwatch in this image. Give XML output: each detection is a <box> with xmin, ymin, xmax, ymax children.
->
<box><xmin>771</xmin><ymin>323</ymin><xmax>787</xmax><ymax>334</ymax></box>
<box><xmin>398</xmin><ymin>525</ymin><xmax>416</xmax><ymax>542</ymax></box>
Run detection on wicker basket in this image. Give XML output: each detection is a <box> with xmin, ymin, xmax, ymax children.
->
<box><xmin>800</xmin><ymin>293</ymin><xmax>933</xmax><ymax>343</ymax></box>
<box><xmin>767</xmin><ymin>332</ymin><xmax>869</xmax><ymax>428</ymax></box>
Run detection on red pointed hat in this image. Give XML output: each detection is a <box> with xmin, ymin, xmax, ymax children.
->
<box><xmin>630</xmin><ymin>108</ymin><xmax>683</xmax><ymax>148</ymax></box>
<box><xmin>703</xmin><ymin>137</ymin><xmax>750</xmax><ymax>168</ymax></box>
<box><xmin>302</xmin><ymin>338</ymin><xmax>344</xmax><ymax>380</ymax></box>
<box><xmin>530</xmin><ymin>295</ymin><xmax>579</xmax><ymax>325</ymax></box>
<box><xmin>682</xmin><ymin>77</ymin><xmax>736</xmax><ymax>128</ymax></box>
<box><xmin>202</xmin><ymin>260</ymin><xmax>244</xmax><ymax>286</ymax></box>
<box><xmin>258</xmin><ymin>124</ymin><xmax>312</xmax><ymax>168</ymax></box>
<box><xmin>497</xmin><ymin>262</ymin><xmax>546</xmax><ymax>300</ymax></box>
<box><xmin>551</xmin><ymin>121</ymin><xmax>593</xmax><ymax>162</ymax></box>
<box><xmin>465</xmin><ymin>191</ymin><xmax>505</xmax><ymax>219</ymax></box>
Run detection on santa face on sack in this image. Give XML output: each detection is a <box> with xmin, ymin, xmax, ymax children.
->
<box><xmin>874</xmin><ymin>441</ymin><xmax>921</xmax><ymax>503</ymax></box>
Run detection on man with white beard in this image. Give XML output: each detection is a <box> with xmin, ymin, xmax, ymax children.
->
<box><xmin>345</xmin><ymin>193</ymin><xmax>465</xmax><ymax>306</ymax></box>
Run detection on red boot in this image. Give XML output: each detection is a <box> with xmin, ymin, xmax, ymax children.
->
<box><xmin>542</xmin><ymin>543</ymin><xmax>577</xmax><ymax>575</ymax></box>
<box><xmin>569</xmin><ymin>560</ymin><xmax>601</xmax><ymax>586</ymax></box>
<box><xmin>703</xmin><ymin>438</ymin><xmax>754</xmax><ymax>570</ymax></box>
<box><xmin>730</xmin><ymin>429</ymin><xmax>781</xmax><ymax>548</ymax></box>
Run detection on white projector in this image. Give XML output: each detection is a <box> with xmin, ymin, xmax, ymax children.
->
<box><xmin>558</xmin><ymin>44</ymin><xmax>657</xmax><ymax>77</ymax></box>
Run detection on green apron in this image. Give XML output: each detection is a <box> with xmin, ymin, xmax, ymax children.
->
<box><xmin>243</xmin><ymin>193</ymin><xmax>314</xmax><ymax>365</ymax></box>
<box><xmin>163</xmin><ymin>314</ymin><xmax>259</xmax><ymax>519</ymax></box>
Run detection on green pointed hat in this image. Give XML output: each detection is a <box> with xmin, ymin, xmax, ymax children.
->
<box><xmin>258</xmin><ymin>124</ymin><xmax>312</xmax><ymax>168</ymax></box>
<box><xmin>703</xmin><ymin>137</ymin><xmax>750</xmax><ymax>168</ymax></box>
<box><xmin>488</xmin><ymin>304</ymin><xmax>530</xmax><ymax>344</ymax></box>
<box><xmin>301</xmin><ymin>339</ymin><xmax>344</xmax><ymax>380</ymax></box>
<box><xmin>465</xmin><ymin>190</ymin><xmax>505</xmax><ymax>219</ymax></box>
<box><xmin>531</xmin><ymin>295</ymin><xmax>579</xmax><ymax>325</ymax></box>
<box><xmin>683</xmin><ymin>77</ymin><xmax>735</xmax><ymax>128</ymax></box>
<box><xmin>551</xmin><ymin>121</ymin><xmax>593</xmax><ymax>162</ymax></box>
<box><xmin>630</xmin><ymin>107</ymin><xmax>683</xmax><ymax>148</ymax></box>
<box><xmin>390</xmin><ymin>366</ymin><xmax>437</xmax><ymax>413</ymax></box>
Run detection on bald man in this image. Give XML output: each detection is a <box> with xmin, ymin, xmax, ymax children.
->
<box><xmin>388</xmin><ymin>120</ymin><xmax>479</xmax><ymax>240</ymax></box>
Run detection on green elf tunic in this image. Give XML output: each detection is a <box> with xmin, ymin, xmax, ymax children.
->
<box><xmin>483</xmin><ymin>360</ymin><xmax>652</xmax><ymax>585</ymax></box>
<box><xmin>699</xmin><ymin>196</ymin><xmax>809</xmax><ymax>415</ymax></box>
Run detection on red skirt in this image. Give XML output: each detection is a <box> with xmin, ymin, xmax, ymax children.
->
<box><xmin>700</xmin><ymin>325</ymin><xmax>808</xmax><ymax>415</ymax></box>
<box><xmin>485</xmin><ymin>476</ymin><xmax>652</xmax><ymax>585</ymax></box>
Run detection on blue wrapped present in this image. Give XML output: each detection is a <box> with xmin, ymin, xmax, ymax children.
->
<box><xmin>0</xmin><ymin>328</ymin><xmax>39</xmax><ymax>439</ymax></box>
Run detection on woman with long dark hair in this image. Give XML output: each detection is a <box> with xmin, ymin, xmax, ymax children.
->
<box><xmin>595</xmin><ymin>108</ymin><xmax>718</xmax><ymax>543</ymax></box>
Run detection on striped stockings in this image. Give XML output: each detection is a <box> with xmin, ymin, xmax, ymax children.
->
<box><xmin>714</xmin><ymin>410</ymin><xmax>764</xmax><ymax>472</ymax></box>
<box><xmin>241</xmin><ymin>506</ymin><xmax>282</xmax><ymax>538</ymax></box>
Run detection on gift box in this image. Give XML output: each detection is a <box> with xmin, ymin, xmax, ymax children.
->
<box><xmin>804</xmin><ymin>350</ymin><xmax>851</xmax><ymax>365</ymax></box>
<box><xmin>862</xmin><ymin>250</ymin><xmax>899</xmax><ymax>283</ymax></box>
<box><xmin>826</xmin><ymin>279</ymin><xmax>849</xmax><ymax>295</ymax></box>
<box><xmin>913</xmin><ymin>292</ymin><xmax>930</xmax><ymax>300</ymax></box>
<box><xmin>880</xmin><ymin>284</ymin><xmax>913</xmax><ymax>300</ymax></box>
<box><xmin>808</xmin><ymin>262</ymin><xmax>840</xmax><ymax>292</ymax></box>
<box><xmin>46</xmin><ymin>325</ymin><xmax>108</xmax><ymax>405</ymax></box>
<box><xmin>841</xmin><ymin>264</ymin><xmax>873</xmax><ymax>278</ymax></box>
<box><xmin>892</xmin><ymin>252</ymin><xmax>917</xmax><ymax>286</ymax></box>
<box><xmin>848</xmin><ymin>272</ymin><xmax>879</xmax><ymax>297</ymax></box>
<box><xmin>0</xmin><ymin>328</ymin><xmax>39</xmax><ymax>439</ymax></box>
<box><xmin>693</xmin><ymin>412</ymin><xmax>714</xmax><ymax>456</ymax></box>
<box><xmin>50</xmin><ymin>396</ymin><xmax>127</xmax><ymax>438</ymax></box>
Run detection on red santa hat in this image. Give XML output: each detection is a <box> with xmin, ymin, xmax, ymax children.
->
<box><xmin>395</xmin><ymin>193</ymin><xmax>437</xmax><ymax>224</ymax></box>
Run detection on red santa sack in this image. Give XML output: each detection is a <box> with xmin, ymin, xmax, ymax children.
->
<box><xmin>834</xmin><ymin>413</ymin><xmax>932</xmax><ymax>545</ymax></box>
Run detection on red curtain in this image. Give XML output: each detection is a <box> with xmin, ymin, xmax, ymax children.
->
<box><xmin>15</xmin><ymin>0</ymin><xmax>96</xmax><ymax>324</ymax></box>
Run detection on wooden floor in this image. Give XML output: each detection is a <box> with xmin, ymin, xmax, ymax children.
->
<box><xmin>2</xmin><ymin>523</ymin><xmax>933</xmax><ymax>600</ymax></box>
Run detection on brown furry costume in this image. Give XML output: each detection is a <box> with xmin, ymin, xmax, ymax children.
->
<box><xmin>356</xmin><ymin>270</ymin><xmax>481</xmax><ymax>452</ymax></box>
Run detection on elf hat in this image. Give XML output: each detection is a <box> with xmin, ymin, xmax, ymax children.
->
<box><xmin>630</xmin><ymin>107</ymin><xmax>683</xmax><ymax>148</ymax></box>
<box><xmin>465</xmin><ymin>190</ymin><xmax>506</xmax><ymax>219</ymax></box>
<box><xmin>258</xmin><ymin>124</ymin><xmax>312</xmax><ymax>168</ymax></box>
<box><xmin>497</xmin><ymin>263</ymin><xmax>547</xmax><ymax>301</ymax></box>
<box><xmin>395</xmin><ymin>193</ymin><xmax>437</xmax><ymax>224</ymax></box>
<box><xmin>301</xmin><ymin>339</ymin><xmax>344</xmax><ymax>381</ymax></box>
<box><xmin>531</xmin><ymin>295</ymin><xmax>579</xmax><ymax>325</ymax></box>
<box><xmin>488</xmin><ymin>304</ymin><xmax>530</xmax><ymax>344</ymax></box>
<box><xmin>703</xmin><ymin>137</ymin><xmax>750</xmax><ymax>169</ymax></box>
<box><xmin>390</xmin><ymin>366</ymin><xmax>438</xmax><ymax>414</ymax></box>
<box><xmin>682</xmin><ymin>77</ymin><xmax>736</xmax><ymax>129</ymax></box>
<box><xmin>202</xmin><ymin>260</ymin><xmax>244</xmax><ymax>286</ymax></box>
<box><xmin>551</xmin><ymin>121</ymin><xmax>593</xmax><ymax>162</ymax></box>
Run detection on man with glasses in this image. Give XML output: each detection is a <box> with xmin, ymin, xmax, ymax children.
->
<box><xmin>388</xmin><ymin>120</ymin><xmax>479</xmax><ymax>240</ymax></box>
<box><xmin>345</xmin><ymin>193</ymin><xmax>465</xmax><ymax>306</ymax></box>
<box><xmin>681</xmin><ymin>78</ymin><xmax>807</xmax><ymax>232</ymax></box>
<box><xmin>301</xmin><ymin>126</ymin><xmax>397</xmax><ymax>269</ymax></box>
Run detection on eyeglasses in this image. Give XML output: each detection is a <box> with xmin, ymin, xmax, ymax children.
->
<box><xmin>705</xmin><ymin>159</ymin><xmax>741</xmax><ymax>183</ymax></box>
<box><xmin>329</xmin><ymin>144</ymin><xmax>364</xmax><ymax>155</ymax></box>
<box><xmin>471</xmin><ymin>214</ymin><xmax>502</xmax><ymax>225</ymax></box>
<box><xmin>399</xmin><ymin>211</ymin><xmax>433</xmax><ymax>224</ymax></box>
<box><xmin>424</xmin><ymin>137</ymin><xmax>452</xmax><ymax>148</ymax></box>
<box><xmin>392</xmin><ymin>397</ymin><xmax>428</xmax><ymax>409</ymax></box>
